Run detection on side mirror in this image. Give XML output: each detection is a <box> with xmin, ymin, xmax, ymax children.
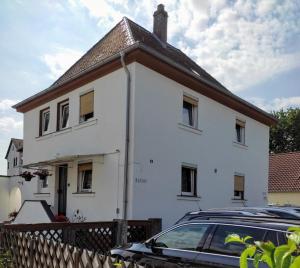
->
<box><xmin>145</xmin><ymin>238</ymin><xmax>155</xmax><ymax>249</ymax></box>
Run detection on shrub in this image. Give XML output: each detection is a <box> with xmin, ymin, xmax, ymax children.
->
<box><xmin>225</xmin><ymin>226</ymin><xmax>300</xmax><ymax>268</ymax></box>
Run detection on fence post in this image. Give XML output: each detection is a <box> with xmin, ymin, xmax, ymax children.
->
<box><xmin>113</xmin><ymin>219</ymin><xmax>127</xmax><ymax>246</ymax></box>
<box><xmin>148</xmin><ymin>218</ymin><xmax>162</xmax><ymax>236</ymax></box>
<box><xmin>29</xmin><ymin>237</ymin><xmax>34</xmax><ymax>268</ymax></box>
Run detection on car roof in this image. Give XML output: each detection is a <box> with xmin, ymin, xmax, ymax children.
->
<box><xmin>175</xmin><ymin>217</ymin><xmax>298</xmax><ymax>231</ymax></box>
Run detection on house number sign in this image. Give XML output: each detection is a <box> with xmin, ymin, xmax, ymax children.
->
<box><xmin>135</xmin><ymin>178</ymin><xmax>147</xmax><ymax>183</ymax></box>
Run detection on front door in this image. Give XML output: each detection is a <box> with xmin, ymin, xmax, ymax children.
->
<box><xmin>58</xmin><ymin>165</ymin><xmax>68</xmax><ymax>215</ymax></box>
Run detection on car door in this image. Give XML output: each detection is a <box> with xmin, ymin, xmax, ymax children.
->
<box><xmin>197</xmin><ymin>224</ymin><xmax>269</xmax><ymax>268</ymax></box>
<box><xmin>140</xmin><ymin>223</ymin><xmax>212</xmax><ymax>268</ymax></box>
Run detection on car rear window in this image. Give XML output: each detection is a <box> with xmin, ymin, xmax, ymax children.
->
<box><xmin>208</xmin><ymin>225</ymin><xmax>266</xmax><ymax>256</ymax></box>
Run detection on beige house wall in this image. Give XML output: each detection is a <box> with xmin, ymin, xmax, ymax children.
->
<box><xmin>268</xmin><ymin>192</ymin><xmax>300</xmax><ymax>206</ymax></box>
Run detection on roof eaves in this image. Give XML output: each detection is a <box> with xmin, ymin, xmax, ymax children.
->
<box><xmin>13</xmin><ymin>42</ymin><xmax>141</xmax><ymax>110</ymax></box>
<box><xmin>137</xmin><ymin>43</ymin><xmax>276</xmax><ymax>124</ymax></box>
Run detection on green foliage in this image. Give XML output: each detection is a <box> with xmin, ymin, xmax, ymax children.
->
<box><xmin>0</xmin><ymin>250</ymin><xmax>12</xmax><ymax>268</ymax></box>
<box><xmin>270</xmin><ymin>108</ymin><xmax>300</xmax><ymax>153</ymax></box>
<box><xmin>225</xmin><ymin>226</ymin><xmax>300</xmax><ymax>268</ymax></box>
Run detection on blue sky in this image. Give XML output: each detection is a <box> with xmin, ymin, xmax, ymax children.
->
<box><xmin>0</xmin><ymin>0</ymin><xmax>299</xmax><ymax>174</ymax></box>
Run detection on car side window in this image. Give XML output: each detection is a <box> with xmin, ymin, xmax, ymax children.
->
<box><xmin>155</xmin><ymin>224</ymin><xmax>209</xmax><ymax>251</ymax></box>
<box><xmin>264</xmin><ymin>230</ymin><xmax>279</xmax><ymax>246</ymax></box>
<box><xmin>208</xmin><ymin>225</ymin><xmax>266</xmax><ymax>256</ymax></box>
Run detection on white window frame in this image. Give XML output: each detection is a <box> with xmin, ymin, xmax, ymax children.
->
<box><xmin>235</xmin><ymin>119</ymin><xmax>246</xmax><ymax>144</ymax></box>
<box><xmin>234</xmin><ymin>173</ymin><xmax>245</xmax><ymax>200</ymax></box>
<box><xmin>181</xmin><ymin>165</ymin><xmax>197</xmax><ymax>196</ymax></box>
<box><xmin>40</xmin><ymin>176</ymin><xmax>48</xmax><ymax>189</ymax></box>
<box><xmin>78</xmin><ymin>163</ymin><xmax>93</xmax><ymax>192</ymax></box>
<box><xmin>182</xmin><ymin>95</ymin><xmax>198</xmax><ymax>128</ymax></box>
<box><xmin>58</xmin><ymin>100</ymin><xmax>69</xmax><ymax>130</ymax></box>
<box><xmin>41</xmin><ymin>108</ymin><xmax>50</xmax><ymax>135</ymax></box>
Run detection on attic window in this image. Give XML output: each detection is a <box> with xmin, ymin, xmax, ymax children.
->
<box><xmin>57</xmin><ymin>100</ymin><xmax>69</xmax><ymax>130</ymax></box>
<box><xmin>80</xmin><ymin>91</ymin><xmax>94</xmax><ymax>123</ymax></box>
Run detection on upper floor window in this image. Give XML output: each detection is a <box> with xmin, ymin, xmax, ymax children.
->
<box><xmin>78</xmin><ymin>163</ymin><xmax>93</xmax><ymax>192</ymax></box>
<box><xmin>7</xmin><ymin>162</ymin><xmax>9</xmax><ymax>170</ymax></box>
<box><xmin>40</xmin><ymin>108</ymin><xmax>50</xmax><ymax>136</ymax></box>
<box><xmin>182</xmin><ymin>95</ymin><xmax>198</xmax><ymax>128</ymax></box>
<box><xmin>80</xmin><ymin>91</ymin><xmax>94</xmax><ymax>123</ymax></box>
<box><xmin>234</xmin><ymin>174</ymin><xmax>245</xmax><ymax>200</ymax></box>
<box><xmin>181</xmin><ymin>165</ymin><xmax>197</xmax><ymax>196</ymax></box>
<box><xmin>57</xmin><ymin>100</ymin><xmax>69</xmax><ymax>130</ymax></box>
<box><xmin>13</xmin><ymin>157</ymin><xmax>18</xmax><ymax>167</ymax></box>
<box><xmin>235</xmin><ymin>119</ymin><xmax>245</xmax><ymax>144</ymax></box>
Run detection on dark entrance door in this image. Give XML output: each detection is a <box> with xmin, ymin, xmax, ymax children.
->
<box><xmin>58</xmin><ymin>165</ymin><xmax>68</xmax><ymax>215</ymax></box>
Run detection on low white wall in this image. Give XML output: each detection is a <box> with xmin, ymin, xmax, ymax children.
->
<box><xmin>13</xmin><ymin>200</ymin><xmax>53</xmax><ymax>224</ymax></box>
<box><xmin>0</xmin><ymin>175</ymin><xmax>10</xmax><ymax>222</ymax></box>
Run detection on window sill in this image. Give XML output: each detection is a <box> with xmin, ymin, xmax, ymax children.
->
<box><xmin>34</xmin><ymin>193</ymin><xmax>51</xmax><ymax>197</ymax></box>
<box><xmin>72</xmin><ymin>192</ymin><xmax>95</xmax><ymax>197</ymax></box>
<box><xmin>178</xmin><ymin>123</ymin><xmax>202</xmax><ymax>135</ymax></box>
<box><xmin>54</xmin><ymin>127</ymin><xmax>72</xmax><ymax>136</ymax></box>
<box><xmin>231</xmin><ymin>198</ymin><xmax>247</xmax><ymax>203</ymax></box>
<box><xmin>74</xmin><ymin>118</ymin><xmax>97</xmax><ymax>130</ymax></box>
<box><xmin>233</xmin><ymin>141</ymin><xmax>248</xmax><ymax>149</ymax></box>
<box><xmin>177</xmin><ymin>195</ymin><xmax>201</xmax><ymax>201</ymax></box>
<box><xmin>36</xmin><ymin>132</ymin><xmax>54</xmax><ymax>141</ymax></box>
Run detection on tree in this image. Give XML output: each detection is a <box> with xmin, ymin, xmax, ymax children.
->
<box><xmin>270</xmin><ymin>108</ymin><xmax>300</xmax><ymax>153</ymax></box>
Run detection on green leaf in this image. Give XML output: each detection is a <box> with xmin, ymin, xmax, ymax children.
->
<box><xmin>287</xmin><ymin>226</ymin><xmax>300</xmax><ymax>233</ymax></box>
<box><xmin>290</xmin><ymin>256</ymin><xmax>300</xmax><ymax>268</ymax></box>
<box><xmin>225</xmin><ymin>234</ymin><xmax>244</xmax><ymax>244</ymax></box>
<box><xmin>253</xmin><ymin>252</ymin><xmax>262</xmax><ymax>268</ymax></box>
<box><xmin>243</xmin><ymin>236</ymin><xmax>253</xmax><ymax>243</ymax></box>
<box><xmin>274</xmin><ymin>245</ymin><xmax>291</xmax><ymax>268</ymax></box>
<box><xmin>288</xmin><ymin>232</ymin><xmax>300</xmax><ymax>246</ymax></box>
<box><xmin>240</xmin><ymin>245</ymin><xmax>257</xmax><ymax>268</ymax></box>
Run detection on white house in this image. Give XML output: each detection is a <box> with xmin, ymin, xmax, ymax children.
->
<box><xmin>12</xmin><ymin>5</ymin><xmax>276</xmax><ymax>228</ymax></box>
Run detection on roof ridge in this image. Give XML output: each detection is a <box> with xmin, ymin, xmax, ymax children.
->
<box><xmin>123</xmin><ymin>17</ymin><xmax>135</xmax><ymax>44</ymax></box>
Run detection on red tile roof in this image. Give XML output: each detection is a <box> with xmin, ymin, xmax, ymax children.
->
<box><xmin>268</xmin><ymin>151</ymin><xmax>300</xmax><ymax>193</ymax></box>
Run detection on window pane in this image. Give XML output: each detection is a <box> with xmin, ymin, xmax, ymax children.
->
<box><xmin>61</xmin><ymin>104</ymin><xmax>69</xmax><ymax>128</ymax></box>
<box><xmin>80</xmin><ymin>91</ymin><xmax>94</xmax><ymax>121</ymax></box>
<box><xmin>182</xmin><ymin>167</ymin><xmax>192</xmax><ymax>193</ymax></box>
<box><xmin>82</xmin><ymin>170</ymin><xmax>92</xmax><ymax>190</ymax></box>
<box><xmin>43</xmin><ymin>111</ymin><xmax>50</xmax><ymax>132</ymax></box>
<box><xmin>209</xmin><ymin>225</ymin><xmax>265</xmax><ymax>256</ymax></box>
<box><xmin>236</xmin><ymin>124</ymin><xmax>241</xmax><ymax>142</ymax></box>
<box><xmin>183</xmin><ymin>101</ymin><xmax>193</xmax><ymax>126</ymax></box>
<box><xmin>155</xmin><ymin>224</ymin><xmax>209</xmax><ymax>251</ymax></box>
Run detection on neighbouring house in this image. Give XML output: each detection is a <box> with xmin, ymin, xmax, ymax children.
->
<box><xmin>268</xmin><ymin>151</ymin><xmax>300</xmax><ymax>206</ymax></box>
<box><xmin>12</xmin><ymin>5</ymin><xmax>276</xmax><ymax>228</ymax></box>
<box><xmin>0</xmin><ymin>175</ymin><xmax>10</xmax><ymax>222</ymax></box>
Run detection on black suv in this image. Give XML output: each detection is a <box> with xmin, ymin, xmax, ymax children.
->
<box><xmin>111</xmin><ymin>217</ymin><xmax>299</xmax><ymax>268</ymax></box>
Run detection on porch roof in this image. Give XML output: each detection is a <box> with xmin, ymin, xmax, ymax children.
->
<box><xmin>23</xmin><ymin>153</ymin><xmax>105</xmax><ymax>169</ymax></box>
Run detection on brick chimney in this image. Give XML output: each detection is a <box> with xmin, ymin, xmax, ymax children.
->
<box><xmin>153</xmin><ymin>4</ymin><xmax>168</xmax><ymax>43</ymax></box>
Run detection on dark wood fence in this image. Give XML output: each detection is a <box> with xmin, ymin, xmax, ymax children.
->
<box><xmin>0</xmin><ymin>219</ymin><xmax>161</xmax><ymax>254</ymax></box>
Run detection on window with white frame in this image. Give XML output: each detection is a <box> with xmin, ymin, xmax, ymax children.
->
<box><xmin>58</xmin><ymin>100</ymin><xmax>69</xmax><ymax>130</ymax></box>
<box><xmin>235</xmin><ymin>119</ymin><xmax>245</xmax><ymax>144</ymax></box>
<box><xmin>181</xmin><ymin>165</ymin><xmax>197</xmax><ymax>196</ymax></box>
<box><xmin>78</xmin><ymin>163</ymin><xmax>93</xmax><ymax>192</ymax></box>
<box><xmin>40</xmin><ymin>108</ymin><xmax>50</xmax><ymax>135</ymax></box>
<box><xmin>182</xmin><ymin>95</ymin><xmax>198</xmax><ymax>128</ymax></box>
<box><xmin>79</xmin><ymin>91</ymin><xmax>94</xmax><ymax>123</ymax></box>
<box><xmin>40</xmin><ymin>176</ymin><xmax>48</xmax><ymax>188</ymax></box>
<box><xmin>234</xmin><ymin>174</ymin><xmax>245</xmax><ymax>200</ymax></box>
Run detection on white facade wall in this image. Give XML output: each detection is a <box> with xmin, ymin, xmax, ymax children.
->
<box><xmin>0</xmin><ymin>176</ymin><xmax>10</xmax><ymax>222</ymax></box>
<box><xmin>130</xmin><ymin>63</ymin><xmax>269</xmax><ymax>228</ymax></box>
<box><xmin>21</xmin><ymin>66</ymin><xmax>135</xmax><ymax>221</ymax></box>
<box><xmin>19</xmin><ymin>62</ymin><xmax>269</xmax><ymax>227</ymax></box>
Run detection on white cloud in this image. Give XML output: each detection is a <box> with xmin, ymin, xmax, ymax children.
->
<box><xmin>0</xmin><ymin>99</ymin><xmax>19</xmax><ymax>112</ymax></box>
<box><xmin>248</xmin><ymin>96</ymin><xmax>300</xmax><ymax>111</ymax></box>
<box><xmin>0</xmin><ymin>116</ymin><xmax>23</xmax><ymax>133</ymax></box>
<box><xmin>42</xmin><ymin>47</ymin><xmax>83</xmax><ymax>80</ymax></box>
<box><xmin>67</xmin><ymin>0</ymin><xmax>300</xmax><ymax>93</ymax></box>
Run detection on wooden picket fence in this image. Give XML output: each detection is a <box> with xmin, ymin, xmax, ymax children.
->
<box><xmin>0</xmin><ymin>219</ymin><xmax>161</xmax><ymax>254</ymax></box>
<box><xmin>6</xmin><ymin>231</ymin><xmax>137</xmax><ymax>268</ymax></box>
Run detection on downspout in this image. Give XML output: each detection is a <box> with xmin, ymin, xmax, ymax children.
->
<box><xmin>120</xmin><ymin>52</ymin><xmax>131</xmax><ymax>220</ymax></box>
